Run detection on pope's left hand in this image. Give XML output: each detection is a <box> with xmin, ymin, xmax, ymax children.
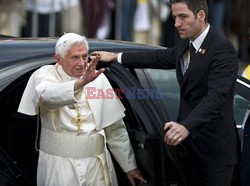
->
<box><xmin>127</xmin><ymin>168</ymin><xmax>147</xmax><ymax>186</ymax></box>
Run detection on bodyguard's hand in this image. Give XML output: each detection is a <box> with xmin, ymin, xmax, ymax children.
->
<box><xmin>74</xmin><ymin>55</ymin><xmax>105</xmax><ymax>91</ymax></box>
<box><xmin>164</xmin><ymin>121</ymin><xmax>189</xmax><ymax>146</ymax></box>
<box><xmin>91</xmin><ymin>51</ymin><xmax>118</xmax><ymax>62</ymax></box>
<box><xmin>127</xmin><ymin>168</ymin><xmax>147</xmax><ymax>186</ymax></box>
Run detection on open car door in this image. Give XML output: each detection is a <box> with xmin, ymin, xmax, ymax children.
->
<box><xmin>104</xmin><ymin>62</ymin><xmax>194</xmax><ymax>186</ymax></box>
<box><xmin>235</xmin><ymin>75</ymin><xmax>250</xmax><ymax>186</ymax></box>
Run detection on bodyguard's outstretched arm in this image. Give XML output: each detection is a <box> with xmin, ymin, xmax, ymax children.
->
<box><xmin>91</xmin><ymin>51</ymin><xmax>118</xmax><ymax>62</ymax></box>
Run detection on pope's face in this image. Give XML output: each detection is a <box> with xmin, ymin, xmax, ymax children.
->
<box><xmin>172</xmin><ymin>2</ymin><xmax>205</xmax><ymax>41</ymax></box>
<box><xmin>56</xmin><ymin>44</ymin><xmax>88</xmax><ymax>78</ymax></box>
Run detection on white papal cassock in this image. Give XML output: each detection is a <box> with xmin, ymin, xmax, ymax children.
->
<box><xmin>18</xmin><ymin>63</ymin><xmax>137</xmax><ymax>186</ymax></box>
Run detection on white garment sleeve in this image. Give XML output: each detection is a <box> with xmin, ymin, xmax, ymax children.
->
<box><xmin>104</xmin><ymin>119</ymin><xmax>137</xmax><ymax>173</ymax></box>
<box><xmin>37</xmin><ymin>80</ymin><xmax>78</xmax><ymax>110</ymax></box>
<box><xmin>117</xmin><ymin>52</ymin><xmax>123</xmax><ymax>64</ymax></box>
<box><xmin>32</xmin><ymin>68</ymin><xmax>79</xmax><ymax>110</ymax></box>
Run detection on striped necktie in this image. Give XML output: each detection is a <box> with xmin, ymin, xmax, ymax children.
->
<box><xmin>184</xmin><ymin>43</ymin><xmax>196</xmax><ymax>73</ymax></box>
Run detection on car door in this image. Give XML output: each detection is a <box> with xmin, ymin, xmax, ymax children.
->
<box><xmin>103</xmin><ymin>62</ymin><xmax>194</xmax><ymax>186</ymax></box>
<box><xmin>132</xmin><ymin>68</ymin><xmax>250</xmax><ymax>186</ymax></box>
<box><xmin>234</xmin><ymin>75</ymin><xmax>250</xmax><ymax>186</ymax></box>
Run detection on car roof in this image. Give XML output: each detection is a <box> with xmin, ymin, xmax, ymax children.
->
<box><xmin>0</xmin><ymin>37</ymin><xmax>164</xmax><ymax>65</ymax></box>
<box><xmin>0</xmin><ymin>37</ymin><xmax>165</xmax><ymax>92</ymax></box>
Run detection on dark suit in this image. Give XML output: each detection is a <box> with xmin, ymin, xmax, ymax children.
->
<box><xmin>121</xmin><ymin>27</ymin><xmax>240</xmax><ymax>185</ymax></box>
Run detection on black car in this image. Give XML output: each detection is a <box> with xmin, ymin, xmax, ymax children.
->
<box><xmin>0</xmin><ymin>37</ymin><xmax>249</xmax><ymax>186</ymax></box>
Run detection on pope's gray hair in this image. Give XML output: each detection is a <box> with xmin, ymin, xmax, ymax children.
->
<box><xmin>55</xmin><ymin>35</ymin><xmax>89</xmax><ymax>58</ymax></box>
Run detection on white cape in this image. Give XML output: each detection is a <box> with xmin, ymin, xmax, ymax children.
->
<box><xmin>18</xmin><ymin>64</ymin><xmax>126</xmax><ymax>130</ymax></box>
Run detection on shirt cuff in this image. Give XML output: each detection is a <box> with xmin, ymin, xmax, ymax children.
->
<box><xmin>117</xmin><ymin>52</ymin><xmax>123</xmax><ymax>64</ymax></box>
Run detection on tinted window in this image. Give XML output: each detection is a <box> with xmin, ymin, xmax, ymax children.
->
<box><xmin>234</xmin><ymin>94</ymin><xmax>250</xmax><ymax>127</ymax></box>
<box><xmin>145</xmin><ymin>69</ymin><xmax>250</xmax><ymax>130</ymax></box>
<box><xmin>144</xmin><ymin>69</ymin><xmax>180</xmax><ymax>121</ymax></box>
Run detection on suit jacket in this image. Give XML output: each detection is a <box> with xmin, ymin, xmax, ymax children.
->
<box><xmin>121</xmin><ymin>27</ymin><xmax>240</xmax><ymax>166</ymax></box>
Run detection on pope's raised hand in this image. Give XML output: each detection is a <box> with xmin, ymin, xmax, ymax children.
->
<box><xmin>74</xmin><ymin>55</ymin><xmax>105</xmax><ymax>91</ymax></box>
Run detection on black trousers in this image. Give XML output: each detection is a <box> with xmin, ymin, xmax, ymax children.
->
<box><xmin>182</xmin><ymin>137</ymin><xmax>240</xmax><ymax>186</ymax></box>
<box><xmin>193</xmin><ymin>165</ymin><xmax>236</xmax><ymax>186</ymax></box>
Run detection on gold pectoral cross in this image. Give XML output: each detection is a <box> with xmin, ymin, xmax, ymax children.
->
<box><xmin>72</xmin><ymin>113</ymin><xmax>85</xmax><ymax>135</ymax></box>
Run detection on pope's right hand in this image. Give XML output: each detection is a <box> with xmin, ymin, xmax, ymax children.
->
<box><xmin>74</xmin><ymin>55</ymin><xmax>104</xmax><ymax>91</ymax></box>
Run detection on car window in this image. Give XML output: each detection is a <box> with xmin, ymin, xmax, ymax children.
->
<box><xmin>144</xmin><ymin>69</ymin><xmax>180</xmax><ymax>121</ymax></box>
<box><xmin>144</xmin><ymin>69</ymin><xmax>250</xmax><ymax>131</ymax></box>
<box><xmin>234</xmin><ymin>94</ymin><xmax>250</xmax><ymax>128</ymax></box>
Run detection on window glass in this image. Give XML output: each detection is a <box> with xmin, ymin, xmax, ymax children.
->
<box><xmin>145</xmin><ymin>69</ymin><xmax>250</xmax><ymax>129</ymax></box>
<box><xmin>234</xmin><ymin>94</ymin><xmax>250</xmax><ymax>127</ymax></box>
<box><xmin>145</xmin><ymin>69</ymin><xmax>180</xmax><ymax>121</ymax></box>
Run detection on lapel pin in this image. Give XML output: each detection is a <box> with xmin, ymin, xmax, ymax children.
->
<box><xmin>198</xmin><ymin>48</ymin><xmax>206</xmax><ymax>54</ymax></box>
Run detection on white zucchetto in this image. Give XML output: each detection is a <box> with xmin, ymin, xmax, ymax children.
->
<box><xmin>55</xmin><ymin>33</ymin><xmax>85</xmax><ymax>49</ymax></box>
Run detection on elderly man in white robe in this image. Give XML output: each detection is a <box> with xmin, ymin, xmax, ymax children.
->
<box><xmin>18</xmin><ymin>33</ymin><xmax>147</xmax><ymax>186</ymax></box>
